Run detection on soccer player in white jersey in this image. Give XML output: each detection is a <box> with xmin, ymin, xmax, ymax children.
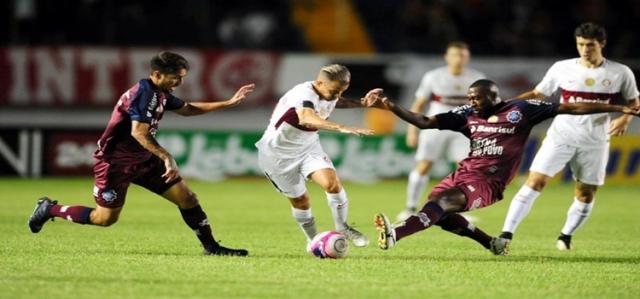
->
<box><xmin>499</xmin><ymin>23</ymin><xmax>640</xmax><ymax>250</ymax></box>
<box><xmin>256</xmin><ymin>64</ymin><xmax>383</xmax><ymax>248</ymax></box>
<box><xmin>397</xmin><ymin>42</ymin><xmax>485</xmax><ymax>221</ymax></box>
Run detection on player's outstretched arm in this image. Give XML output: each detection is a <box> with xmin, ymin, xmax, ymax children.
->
<box><xmin>131</xmin><ymin>121</ymin><xmax>179</xmax><ymax>183</ymax></box>
<box><xmin>297</xmin><ymin>108</ymin><xmax>374</xmax><ymax>136</ymax></box>
<box><xmin>513</xmin><ymin>89</ymin><xmax>546</xmax><ymax>101</ymax></box>
<box><xmin>336</xmin><ymin>88</ymin><xmax>385</xmax><ymax>108</ymax></box>
<box><xmin>174</xmin><ymin>84</ymin><xmax>255</xmax><ymax>116</ymax></box>
<box><xmin>557</xmin><ymin>102</ymin><xmax>640</xmax><ymax>116</ymax></box>
<box><xmin>364</xmin><ymin>96</ymin><xmax>437</xmax><ymax>129</ymax></box>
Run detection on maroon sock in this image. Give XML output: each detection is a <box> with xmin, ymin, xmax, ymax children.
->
<box><xmin>179</xmin><ymin>205</ymin><xmax>219</xmax><ymax>250</ymax></box>
<box><xmin>436</xmin><ymin>213</ymin><xmax>492</xmax><ymax>249</ymax></box>
<box><xmin>395</xmin><ymin>201</ymin><xmax>444</xmax><ymax>241</ymax></box>
<box><xmin>49</xmin><ymin>204</ymin><xmax>94</xmax><ymax>224</ymax></box>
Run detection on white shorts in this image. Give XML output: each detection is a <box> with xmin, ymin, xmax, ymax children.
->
<box><xmin>258</xmin><ymin>144</ymin><xmax>335</xmax><ymax>198</ymax></box>
<box><xmin>529</xmin><ymin>137</ymin><xmax>609</xmax><ymax>186</ymax></box>
<box><xmin>415</xmin><ymin>129</ymin><xmax>469</xmax><ymax>162</ymax></box>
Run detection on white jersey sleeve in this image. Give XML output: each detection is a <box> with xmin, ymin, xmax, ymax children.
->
<box><xmin>535</xmin><ymin>62</ymin><xmax>561</xmax><ymax>96</ymax></box>
<box><xmin>620</xmin><ymin>65</ymin><xmax>640</xmax><ymax>100</ymax></box>
<box><xmin>414</xmin><ymin>72</ymin><xmax>434</xmax><ymax>99</ymax></box>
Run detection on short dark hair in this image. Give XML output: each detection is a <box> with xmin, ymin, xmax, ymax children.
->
<box><xmin>574</xmin><ymin>22</ymin><xmax>607</xmax><ymax>43</ymax></box>
<box><xmin>446</xmin><ymin>41</ymin><xmax>469</xmax><ymax>51</ymax></box>
<box><xmin>469</xmin><ymin>79</ymin><xmax>497</xmax><ymax>90</ymax></box>
<box><xmin>150</xmin><ymin>51</ymin><xmax>190</xmax><ymax>75</ymax></box>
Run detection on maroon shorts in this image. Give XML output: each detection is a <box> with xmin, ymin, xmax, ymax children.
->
<box><xmin>93</xmin><ymin>155</ymin><xmax>182</xmax><ymax>208</ymax></box>
<box><xmin>429</xmin><ymin>172</ymin><xmax>505</xmax><ymax>212</ymax></box>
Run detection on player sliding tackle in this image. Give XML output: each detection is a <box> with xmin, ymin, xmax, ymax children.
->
<box><xmin>29</xmin><ymin>51</ymin><xmax>253</xmax><ymax>256</ymax></box>
<box><xmin>365</xmin><ymin>79</ymin><xmax>640</xmax><ymax>255</ymax></box>
<box><xmin>256</xmin><ymin>64</ymin><xmax>382</xmax><ymax>249</ymax></box>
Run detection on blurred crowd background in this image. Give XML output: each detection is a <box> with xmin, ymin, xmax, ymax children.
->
<box><xmin>3</xmin><ymin>0</ymin><xmax>640</xmax><ymax>57</ymax></box>
<box><xmin>1</xmin><ymin>0</ymin><xmax>639</xmax><ymax>181</ymax></box>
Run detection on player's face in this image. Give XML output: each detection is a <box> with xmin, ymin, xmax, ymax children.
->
<box><xmin>153</xmin><ymin>68</ymin><xmax>188</xmax><ymax>93</ymax></box>
<box><xmin>575</xmin><ymin>37</ymin><xmax>604</xmax><ymax>62</ymax></box>
<box><xmin>318</xmin><ymin>79</ymin><xmax>349</xmax><ymax>100</ymax></box>
<box><xmin>467</xmin><ymin>87</ymin><xmax>494</xmax><ymax>113</ymax></box>
<box><xmin>444</xmin><ymin>47</ymin><xmax>470</xmax><ymax>69</ymax></box>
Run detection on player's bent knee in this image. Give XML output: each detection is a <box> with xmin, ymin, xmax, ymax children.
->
<box><xmin>416</xmin><ymin>161</ymin><xmax>432</xmax><ymax>175</ymax></box>
<box><xmin>323</xmin><ymin>180</ymin><xmax>342</xmax><ymax>194</ymax></box>
<box><xmin>289</xmin><ymin>195</ymin><xmax>310</xmax><ymax>209</ymax></box>
<box><xmin>526</xmin><ymin>173</ymin><xmax>549</xmax><ymax>191</ymax></box>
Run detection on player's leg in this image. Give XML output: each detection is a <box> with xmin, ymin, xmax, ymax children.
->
<box><xmin>376</xmin><ymin>187</ymin><xmax>467</xmax><ymax>249</ymax></box>
<box><xmin>400</xmin><ymin>130</ymin><xmax>445</xmax><ymax>221</ymax></box>
<box><xmin>287</xmin><ymin>192</ymin><xmax>318</xmax><ymax>243</ymax></box>
<box><xmin>258</xmin><ymin>150</ymin><xmax>318</xmax><ymax>243</ymax></box>
<box><xmin>159</xmin><ymin>180</ymin><xmax>248</xmax><ymax>256</ymax></box>
<box><xmin>28</xmin><ymin>160</ymin><xmax>130</xmax><ymax>232</ymax></box>
<box><xmin>556</xmin><ymin>146</ymin><xmax>607</xmax><ymax>250</ymax></box>
<box><xmin>435</xmin><ymin>213</ymin><xmax>509</xmax><ymax>255</ymax></box>
<box><xmin>308</xmin><ymin>168</ymin><xmax>369</xmax><ymax>247</ymax></box>
<box><xmin>500</xmin><ymin>138</ymin><xmax>575</xmax><ymax>241</ymax></box>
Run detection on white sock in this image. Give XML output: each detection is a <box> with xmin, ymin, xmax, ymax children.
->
<box><xmin>292</xmin><ymin>207</ymin><xmax>317</xmax><ymax>241</ymax></box>
<box><xmin>501</xmin><ymin>185</ymin><xmax>541</xmax><ymax>234</ymax></box>
<box><xmin>326</xmin><ymin>189</ymin><xmax>349</xmax><ymax>231</ymax></box>
<box><xmin>561</xmin><ymin>198</ymin><xmax>594</xmax><ymax>236</ymax></box>
<box><xmin>406</xmin><ymin>170</ymin><xmax>429</xmax><ymax>210</ymax></box>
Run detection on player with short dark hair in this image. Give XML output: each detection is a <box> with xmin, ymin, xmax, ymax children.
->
<box><xmin>28</xmin><ymin>51</ymin><xmax>255</xmax><ymax>256</ymax></box>
<box><xmin>499</xmin><ymin>22</ymin><xmax>639</xmax><ymax>250</ymax></box>
<box><xmin>366</xmin><ymin>79</ymin><xmax>640</xmax><ymax>254</ymax></box>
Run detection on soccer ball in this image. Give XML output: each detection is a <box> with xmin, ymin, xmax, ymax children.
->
<box><xmin>308</xmin><ymin>231</ymin><xmax>349</xmax><ymax>259</ymax></box>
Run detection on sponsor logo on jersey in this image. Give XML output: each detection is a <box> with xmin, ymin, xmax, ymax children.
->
<box><xmin>507</xmin><ymin>110</ymin><xmax>522</xmax><ymax>124</ymax></box>
<box><xmin>471</xmin><ymin>138</ymin><xmax>504</xmax><ymax>156</ymax></box>
<box><xmin>470</xmin><ymin>125</ymin><xmax>516</xmax><ymax>134</ymax></box>
<box><xmin>602</xmin><ymin>79</ymin><xmax>611</xmax><ymax>86</ymax></box>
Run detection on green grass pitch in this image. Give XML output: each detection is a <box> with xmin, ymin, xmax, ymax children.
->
<box><xmin>1</xmin><ymin>177</ymin><xmax>639</xmax><ymax>298</ymax></box>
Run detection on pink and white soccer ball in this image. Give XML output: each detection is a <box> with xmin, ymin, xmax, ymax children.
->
<box><xmin>308</xmin><ymin>231</ymin><xmax>349</xmax><ymax>259</ymax></box>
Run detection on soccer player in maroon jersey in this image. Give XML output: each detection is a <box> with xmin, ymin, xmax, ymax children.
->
<box><xmin>366</xmin><ymin>79</ymin><xmax>639</xmax><ymax>254</ymax></box>
<box><xmin>28</xmin><ymin>51</ymin><xmax>255</xmax><ymax>256</ymax></box>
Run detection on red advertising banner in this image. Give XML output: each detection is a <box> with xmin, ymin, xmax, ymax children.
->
<box><xmin>0</xmin><ymin>48</ymin><xmax>279</xmax><ymax>107</ymax></box>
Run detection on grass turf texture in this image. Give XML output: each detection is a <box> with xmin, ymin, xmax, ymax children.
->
<box><xmin>1</xmin><ymin>177</ymin><xmax>639</xmax><ymax>299</ymax></box>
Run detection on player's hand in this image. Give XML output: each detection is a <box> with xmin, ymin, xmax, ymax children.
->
<box><xmin>162</xmin><ymin>157</ymin><xmax>180</xmax><ymax>183</ymax></box>
<box><xmin>360</xmin><ymin>88</ymin><xmax>385</xmax><ymax>106</ymax></box>
<box><xmin>226</xmin><ymin>83</ymin><xmax>256</xmax><ymax>107</ymax></box>
<box><xmin>338</xmin><ymin>126</ymin><xmax>375</xmax><ymax>136</ymax></box>
<box><xmin>609</xmin><ymin>115</ymin><xmax>632</xmax><ymax>136</ymax></box>
<box><xmin>621</xmin><ymin>106</ymin><xmax>640</xmax><ymax>116</ymax></box>
<box><xmin>363</xmin><ymin>95</ymin><xmax>392</xmax><ymax>110</ymax></box>
<box><xmin>406</xmin><ymin>131</ymin><xmax>418</xmax><ymax>148</ymax></box>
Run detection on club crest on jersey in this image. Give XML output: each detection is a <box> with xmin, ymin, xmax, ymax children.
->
<box><xmin>506</xmin><ymin>110</ymin><xmax>522</xmax><ymax>124</ymax></box>
<box><xmin>585</xmin><ymin>78</ymin><xmax>595</xmax><ymax>87</ymax></box>
<box><xmin>487</xmin><ymin>115</ymin><xmax>499</xmax><ymax>123</ymax></box>
<box><xmin>602</xmin><ymin>79</ymin><xmax>611</xmax><ymax>86</ymax></box>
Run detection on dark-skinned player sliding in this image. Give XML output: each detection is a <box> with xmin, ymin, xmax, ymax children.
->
<box><xmin>365</xmin><ymin>79</ymin><xmax>640</xmax><ymax>255</ymax></box>
<box><xmin>28</xmin><ymin>51</ymin><xmax>255</xmax><ymax>256</ymax></box>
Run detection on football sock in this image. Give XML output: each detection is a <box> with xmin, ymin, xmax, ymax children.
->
<box><xmin>179</xmin><ymin>205</ymin><xmax>219</xmax><ymax>249</ymax></box>
<box><xmin>501</xmin><ymin>185</ymin><xmax>540</xmax><ymax>236</ymax></box>
<box><xmin>560</xmin><ymin>198</ymin><xmax>594</xmax><ymax>236</ymax></box>
<box><xmin>292</xmin><ymin>207</ymin><xmax>317</xmax><ymax>241</ymax></box>
<box><xmin>49</xmin><ymin>204</ymin><xmax>94</xmax><ymax>224</ymax></box>
<box><xmin>437</xmin><ymin>213</ymin><xmax>492</xmax><ymax>249</ymax></box>
<box><xmin>395</xmin><ymin>201</ymin><xmax>444</xmax><ymax>241</ymax></box>
<box><xmin>406</xmin><ymin>170</ymin><xmax>429</xmax><ymax>211</ymax></box>
<box><xmin>326</xmin><ymin>189</ymin><xmax>349</xmax><ymax>231</ymax></box>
